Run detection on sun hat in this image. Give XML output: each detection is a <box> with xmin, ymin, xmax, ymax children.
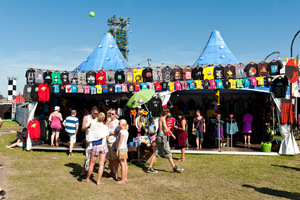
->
<box><xmin>54</xmin><ymin>106</ymin><xmax>60</xmax><ymax>111</ymax></box>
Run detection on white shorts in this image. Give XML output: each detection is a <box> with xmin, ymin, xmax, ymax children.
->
<box><xmin>69</xmin><ymin>134</ymin><xmax>76</xmax><ymax>145</ymax></box>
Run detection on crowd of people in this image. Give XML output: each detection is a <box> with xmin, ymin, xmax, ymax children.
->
<box><xmin>4</xmin><ymin>100</ymin><xmax>257</xmax><ymax>186</ymax></box>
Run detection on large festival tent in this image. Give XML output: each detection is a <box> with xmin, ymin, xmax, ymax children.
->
<box><xmin>194</xmin><ymin>30</ymin><xmax>240</xmax><ymax>65</ymax></box>
<box><xmin>18</xmin><ymin>29</ymin><xmax>299</xmax><ymax>155</ymax></box>
<box><xmin>168</xmin><ymin>30</ymin><xmax>298</xmax><ymax>155</ymax></box>
<box><xmin>74</xmin><ymin>32</ymin><xmax>130</xmax><ymax>71</ymax></box>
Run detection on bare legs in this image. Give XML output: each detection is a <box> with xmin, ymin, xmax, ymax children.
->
<box><xmin>180</xmin><ymin>148</ymin><xmax>185</xmax><ymax>161</ymax></box>
<box><xmin>244</xmin><ymin>135</ymin><xmax>251</xmax><ymax>145</ymax></box>
<box><xmin>82</xmin><ymin>155</ymin><xmax>97</xmax><ymax>182</ymax></box>
<box><xmin>5</xmin><ymin>139</ymin><xmax>22</xmax><ymax>149</ymax></box>
<box><xmin>51</xmin><ymin>131</ymin><xmax>60</xmax><ymax>146</ymax></box>
<box><xmin>69</xmin><ymin>143</ymin><xmax>73</xmax><ymax>154</ymax></box>
<box><xmin>97</xmin><ymin>154</ymin><xmax>106</xmax><ymax>185</ymax></box>
<box><xmin>199</xmin><ymin>139</ymin><xmax>203</xmax><ymax>149</ymax></box>
<box><xmin>149</xmin><ymin>155</ymin><xmax>175</xmax><ymax>169</ymax></box>
<box><xmin>118</xmin><ymin>159</ymin><xmax>128</xmax><ymax>184</ymax></box>
<box><xmin>196</xmin><ymin>138</ymin><xmax>203</xmax><ymax>149</ymax></box>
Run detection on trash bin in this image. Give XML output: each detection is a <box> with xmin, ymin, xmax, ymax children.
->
<box><xmin>261</xmin><ymin>142</ymin><xmax>272</xmax><ymax>152</ymax></box>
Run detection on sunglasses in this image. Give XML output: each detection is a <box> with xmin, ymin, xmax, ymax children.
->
<box><xmin>110</xmin><ymin>113</ymin><xmax>115</xmax><ymax>115</ymax></box>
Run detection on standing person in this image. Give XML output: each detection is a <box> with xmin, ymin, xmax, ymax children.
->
<box><xmin>242</xmin><ymin>110</ymin><xmax>253</xmax><ymax>145</ymax></box>
<box><xmin>147</xmin><ymin>108</ymin><xmax>184</xmax><ymax>173</ymax></box>
<box><xmin>82</xmin><ymin>112</ymin><xmax>109</xmax><ymax>185</ymax></box>
<box><xmin>174</xmin><ymin>111</ymin><xmax>188</xmax><ymax>161</ymax></box>
<box><xmin>49</xmin><ymin>106</ymin><xmax>63</xmax><ymax>146</ymax></box>
<box><xmin>116</xmin><ymin>119</ymin><xmax>129</xmax><ymax>184</ymax></box>
<box><xmin>80</xmin><ymin>106</ymin><xmax>99</xmax><ymax>177</ymax></box>
<box><xmin>105</xmin><ymin>108</ymin><xmax>120</xmax><ymax>180</ymax></box>
<box><xmin>63</xmin><ymin>110</ymin><xmax>79</xmax><ymax>156</ymax></box>
<box><xmin>192</xmin><ymin>109</ymin><xmax>206</xmax><ymax>149</ymax></box>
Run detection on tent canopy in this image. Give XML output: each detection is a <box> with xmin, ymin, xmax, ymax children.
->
<box><xmin>194</xmin><ymin>30</ymin><xmax>239</xmax><ymax>65</ymax></box>
<box><xmin>11</xmin><ymin>94</ymin><xmax>25</xmax><ymax>103</ymax></box>
<box><xmin>74</xmin><ymin>32</ymin><xmax>129</xmax><ymax>71</ymax></box>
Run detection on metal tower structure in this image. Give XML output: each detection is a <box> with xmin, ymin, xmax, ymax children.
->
<box><xmin>107</xmin><ymin>15</ymin><xmax>130</xmax><ymax>60</ymax></box>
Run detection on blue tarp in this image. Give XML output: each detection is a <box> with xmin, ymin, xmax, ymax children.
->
<box><xmin>194</xmin><ymin>30</ymin><xmax>239</xmax><ymax>65</ymax></box>
<box><xmin>74</xmin><ymin>32</ymin><xmax>129</xmax><ymax>71</ymax></box>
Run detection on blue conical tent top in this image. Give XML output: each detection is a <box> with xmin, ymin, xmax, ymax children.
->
<box><xmin>194</xmin><ymin>30</ymin><xmax>239</xmax><ymax>65</ymax></box>
<box><xmin>74</xmin><ymin>32</ymin><xmax>129</xmax><ymax>71</ymax></box>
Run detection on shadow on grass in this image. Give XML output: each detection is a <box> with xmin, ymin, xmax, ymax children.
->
<box><xmin>130</xmin><ymin>161</ymin><xmax>175</xmax><ymax>173</ymax></box>
<box><xmin>64</xmin><ymin>162</ymin><xmax>83</xmax><ymax>181</ymax></box>
<box><xmin>65</xmin><ymin>162</ymin><xmax>117</xmax><ymax>183</ymax></box>
<box><xmin>242</xmin><ymin>184</ymin><xmax>300</xmax><ymax>199</ymax></box>
<box><xmin>271</xmin><ymin>164</ymin><xmax>300</xmax><ymax>171</ymax></box>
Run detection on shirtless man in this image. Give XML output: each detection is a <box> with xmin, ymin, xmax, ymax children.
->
<box><xmin>80</xmin><ymin>106</ymin><xmax>99</xmax><ymax>177</ymax></box>
<box><xmin>147</xmin><ymin>108</ymin><xmax>184</xmax><ymax>173</ymax></box>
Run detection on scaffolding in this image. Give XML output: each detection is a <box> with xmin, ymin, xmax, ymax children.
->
<box><xmin>107</xmin><ymin>15</ymin><xmax>130</xmax><ymax>60</ymax></box>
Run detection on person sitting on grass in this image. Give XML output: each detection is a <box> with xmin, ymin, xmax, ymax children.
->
<box><xmin>116</xmin><ymin>119</ymin><xmax>129</xmax><ymax>184</ymax></box>
<box><xmin>63</xmin><ymin>110</ymin><xmax>79</xmax><ymax>157</ymax></box>
<box><xmin>5</xmin><ymin>129</ymin><xmax>27</xmax><ymax>149</ymax></box>
<box><xmin>82</xmin><ymin>112</ymin><xmax>109</xmax><ymax>185</ymax></box>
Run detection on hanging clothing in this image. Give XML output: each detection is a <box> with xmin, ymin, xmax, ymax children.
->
<box><xmin>23</xmin><ymin>84</ymin><xmax>33</xmax><ymax>102</ymax></box>
<box><xmin>257</xmin><ymin>62</ymin><xmax>269</xmax><ymax>76</ymax></box>
<box><xmin>51</xmin><ymin>71</ymin><xmax>62</xmax><ymax>85</ymax></box>
<box><xmin>38</xmin><ymin>83</ymin><xmax>49</xmax><ymax>102</ymax></box>
<box><xmin>244</xmin><ymin>63</ymin><xmax>258</xmax><ymax>77</ymax></box>
<box><xmin>34</xmin><ymin>70</ymin><xmax>44</xmax><ymax>84</ymax></box>
<box><xmin>96</xmin><ymin>71</ymin><xmax>106</xmax><ymax>85</ymax></box>
<box><xmin>183</xmin><ymin>67</ymin><xmax>193</xmax><ymax>80</ymax></box>
<box><xmin>25</xmin><ymin>69</ymin><xmax>35</xmax><ymax>84</ymax></box>
<box><xmin>148</xmin><ymin>96</ymin><xmax>162</xmax><ymax>117</ymax></box>
<box><xmin>77</xmin><ymin>72</ymin><xmax>87</xmax><ymax>85</ymax></box>
<box><xmin>162</xmin><ymin>66</ymin><xmax>173</xmax><ymax>82</ymax></box>
<box><xmin>214</xmin><ymin>66</ymin><xmax>224</xmax><ymax>79</ymax></box>
<box><xmin>192</xmin><ymin>67</ymin><xmax>203</xmax><ymax>80</ymax></box>
<box><xmin>226</xmin><ymin>122</ymin><xmax>239</xmax><ymax>135</ymax></box>
<box><xmin>142</xmin><ymin>68</ymin><xmax>153</xmax><ymax>82</ymax></box>
<box><xmin>224</xmin><ymin>65</ymin><xmax>236</xmax><ymax>79</ymax></box>
<box><xmin>215</xmin><ymin>125</ymin><xmax>224</xmax><ymax>139</ymax></box>
<box><xmin>43</xmin><ymin>71</ymin><xmax>52</xmax><ymax>84</ymax></box>
<box><xmin>27</xmin><ymin>120</ymin><xmax>41</xmax><ymax>141</ymax></box>
<box><xmin>86</xmin><ymin>71</ymin><xmax>96</xmax><ymax>85</ymax></box>
<box><xmin>273</xmin><ymin>76</ymin><xmax>288</xmax><ymax>98</ymax></box>
<box><xmin>281</xmin><ymin>99</ymin><xmax>293</xmax><ymax>124</ymax></box>
<box><xmin>61</xmin><ymin>71</ymin><xmax>69</xmax><ymax>84</ymax></box>
<box><xmin>172</xmin><ymin>67</ymin><xmax>183</xmax><ymax>81</ymax></box>
<box><xmin>115</xmin><ymin>70</ymin><xmax>125</xmax><ymax>84</ymax></box>
<box><xmin>267</xmin><ymin>60</ymin><xmax>283</xmax><ymax>75</ymax></box>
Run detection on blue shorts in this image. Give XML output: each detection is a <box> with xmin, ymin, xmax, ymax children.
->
<box><xmin>52</xmin><ymin>129</ymin><xmax>61</xmax><ymax>133</ymax></box>
<box><xmin>196</xmin><ymin>130</ymin><xmax>204</xmax><ymax>139</ymax></box>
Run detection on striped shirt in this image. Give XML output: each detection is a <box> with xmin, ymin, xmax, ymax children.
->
<box><xmin>63</xmin><ymin>116</ymin><xmax>79</xmax><ymax>135</ymax></box>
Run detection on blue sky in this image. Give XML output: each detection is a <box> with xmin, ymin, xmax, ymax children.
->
<box><xmin>0</xmin><ymin>0</ymin><xmax>300</xmax><ymax>96</ymax></box>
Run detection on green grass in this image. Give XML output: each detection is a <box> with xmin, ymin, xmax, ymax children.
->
<box><xmin>1</xmin><ymin>121</ymin><xmax>22</xmax><ymax>129</ymax></box>
<box><xmin>1</xmin><ymin>125</ymin><xmax>300</xmax><ymax>200</ymax></box>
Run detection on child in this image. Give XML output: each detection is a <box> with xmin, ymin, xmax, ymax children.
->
<box><xmin>116</xmin><ymin>119</ymin><xmax>129</xmax><ymax>184</ymax></box>
<box><xmin>63</xmin><ymin>110</ymin><xmax>79</xmax><ymax>156</ymax></box>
